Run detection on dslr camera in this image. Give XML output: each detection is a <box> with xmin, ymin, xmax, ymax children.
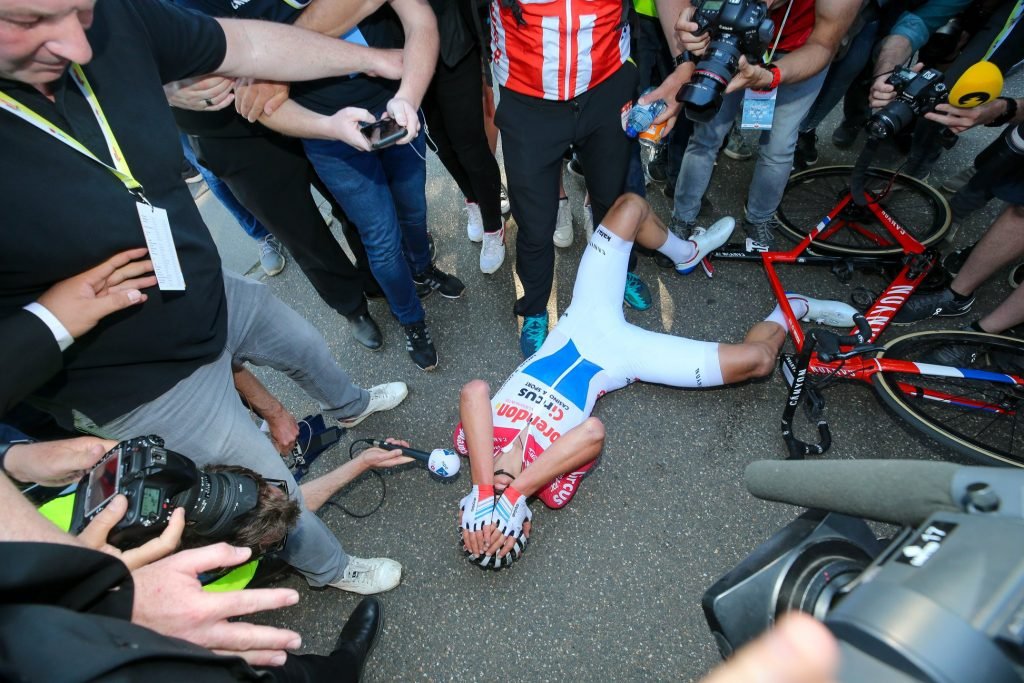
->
<box><xmin>703</xmin><ymin>460</ymin><xmax>1024</xmax><ymax>682</ymax></box>
<box><xmin>676</xmin><ymin>0</ymin><xmax>775</xmax><ymax>123</ymax></box>
<box><xmin>867</xmin><ymin>66</ymin><xmax>948</xmax><ymax>139</ymax></box>
<box><xmin>70</xmin><ymin>435</ymin><xmax>264</xmax><ymax>548</ymax></box>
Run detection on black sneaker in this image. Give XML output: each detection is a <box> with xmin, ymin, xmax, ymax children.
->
<box><xmin>742</xmin><ymin>216</ymin><xmax>778</xmax><ymax>248</ymax></box>
<box><xmin>923</xmin><ymin>341</ymin><xmax>981</xmax><ymax>368</ymax></box>
<box><xmin>892</xmin><ymin>288</ymin><xmax>975</xmax><ymax>325</ymax></box>
<box><xmin>795</xmin><ymin>130</ymin><xmax>818</xmax><ymax>170</ymax></box>
<box><xmin>413</xmin><ymin>264</ymin><xmax>465</xmax><ymax>299</ymax></box>
<box><xmin>647</xmin><ymin>146</ymin><xmax>667</xmax><ymax>182</ymax></box>
<box><xmin>181</xmin><ymin>159</ymin><xmax>202</xmax><ymax>184</ymax></box>
<box><xmin>831</xmin><ymin>119</ymin><xmax>861</xmax><ymax>149</ymax></box>
<box><xmin>403</xmin><ymin>321</ymin><xmax>438</xmax><ymax>370</ymax></box>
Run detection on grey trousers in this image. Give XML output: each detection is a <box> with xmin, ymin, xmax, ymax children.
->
<box><xmin>96</xmin><ymin>271</ymin><xmax>370</xmax><ymax>585</ymax></box>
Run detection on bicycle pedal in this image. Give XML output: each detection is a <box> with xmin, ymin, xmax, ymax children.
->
<box><xmin>701</xmin><ymin>257</ymin><xmax>714</xmax><ymax>278</ymax></box>
<box><xmin>745</xmin><ymin>238</ymin><xmax>770</xmax><ymax>253</ymax></box>
<box><xmin>803</xmin><ymin>384</ymin><xmax>827</xmax><ymax>421</ymax></box>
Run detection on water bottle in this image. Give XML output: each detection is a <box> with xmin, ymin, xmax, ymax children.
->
<box><xmin>625</xmin><ymin>87</ymin><xmax>667</xmax><ymax>139</ymax></box>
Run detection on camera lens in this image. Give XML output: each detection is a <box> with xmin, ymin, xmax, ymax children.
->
<box><xmin>678</xmin><ymin>38</ymin><xmax>741</xmax><ymax>123</ymax></box>
<box><xmin>775</xmin><ymin>539</ymin><xmax>874</xmax><ymax>620</ymax></box>
<box><xmin>867</xmin><ymin>101</ymin><xmax>916</xmax><ymax>139</ymax></box>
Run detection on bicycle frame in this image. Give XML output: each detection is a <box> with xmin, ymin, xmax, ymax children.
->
<box><xmin>713</xmin><ymin>186</ymin><xmax>1024</xmax><ymax>458</ymax></box>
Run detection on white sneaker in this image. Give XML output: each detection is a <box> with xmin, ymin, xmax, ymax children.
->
<box><xmin>328</xmin><ymin>556</ymin><xmax>402</xmax><ymax>595</ymax></box>
<box><xmin>675</xmin><ymin>216</ymin><xmax>735</xmax><ymax>274</ymax></box>
<box><xmin>337</xmin><ymin>382</ymin><xmax>408</xmax><ymax>428</ymax></box>
<box><xmin>500</xmin><ymin>184</ymin><xmax>511</xmax><ymax>215</ymax></box>
<box><xmin>787</xmin><ymin>293</ymin><xmax>858</xmax><ymax>327</ymax></box>
<box><xmin>553</xmin><ymin>197</ymin><xmax>573</xmax><ymax>248</ymax></box>
<box><xmin>480</xmin><ymin>227</ymin><xmax>506</xmax><ymax>274</ymax></box>
<box><xmin>466</xmin><ymin>201</ymin><xmax>484</xmax><ymax>242</ymax></box>
<box><xmin>583</xmin><ymin>204</ymin><xmax>594</xmax><ymax>242</ymax></box>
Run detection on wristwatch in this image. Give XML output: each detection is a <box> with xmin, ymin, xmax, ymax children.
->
<box><xmin>987</xmin><ymin>97</ymin><xmax>1018</xmax><ymax>127</ymax></box>
<box><xmin>0</xmin><ymin>440</ymin><xmax>32</xmax><ymax>485</ymax></box>
<box><xmin>673</xmin><ymin>51</ymin><xmax>694</xmax><ymax>68</ymax></box>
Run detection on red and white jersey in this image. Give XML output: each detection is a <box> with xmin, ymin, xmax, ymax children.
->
<box><xmin>491</xmin><ymin>0</ymin><xmax>631</xmax><ymax>100</ymax></box>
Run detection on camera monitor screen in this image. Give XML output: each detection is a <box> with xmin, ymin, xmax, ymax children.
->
<box><xmin>85</xmin><ymin>450</ymin><xmax>121</xmax><ymax>517</ymax></box>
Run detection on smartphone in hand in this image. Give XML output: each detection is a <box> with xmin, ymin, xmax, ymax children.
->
<box><xmin>360</xmin><ymin>117</ymin><xmax>407</xmax><ymax>150</ymax></box>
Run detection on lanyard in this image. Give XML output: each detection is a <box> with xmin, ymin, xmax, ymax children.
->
<box><xmin>0</xmin><ymin>64</ymin><xmax>145</xmax><ymax>197</ymax></box>
<box><xmin>984</xmin><ymin>0</ymin><xmax>1024</xmax><ymax>61</ymax></box>
<box><xmin>765</xmin><ymin>0</ymin><xmax>796</xmax><ymax>64</ymax></box>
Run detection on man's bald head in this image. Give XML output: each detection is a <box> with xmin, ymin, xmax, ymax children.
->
<box><xmin>0</xmin><ymin>0</ymin><xmax>95</xmax><ymax>92</ymax></box>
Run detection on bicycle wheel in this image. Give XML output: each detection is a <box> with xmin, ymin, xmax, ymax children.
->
<box><xmin>873</xmin><ymin>330</ymin><xmax>1024</xmax><ymax>467</ymax></box>
<box><xmin>777</xmin><ymin>166</ymin><xmax>951</xmax><ymax>255</ymax></box>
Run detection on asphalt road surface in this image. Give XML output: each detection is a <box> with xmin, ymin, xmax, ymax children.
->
<box><xmin>195</xmin><ymin>84</ymin><xmax>1020</xmax><ymax>682</ymax></box>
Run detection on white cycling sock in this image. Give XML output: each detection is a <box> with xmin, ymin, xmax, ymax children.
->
<box><xmin>765</xmin><ymin>298</ymin><xmax>809</xmax><ymax>332</ymax></box>
<box><xmin>656</xmin><ymin>231</ymin><xmax>696</xmax><ymax>265</ymax></box>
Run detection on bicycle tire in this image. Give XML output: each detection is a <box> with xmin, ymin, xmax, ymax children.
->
<box><xmin>776</xmin><ymin>166</ymin><xmax>951</xmax><ymax>256</ymax></box>
<box><xmin>873</xmin><ymin>330</ymin><xmax>1024</xmax><ymax>467</ymax></box>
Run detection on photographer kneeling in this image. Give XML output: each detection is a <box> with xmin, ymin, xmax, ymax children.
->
<box><xmin>0</xmin><ymin>437</ymin><xmax>397</xmax><ymax>681</ymax></box>
<box><xmin>647</xmin><ymin>0</ymin><xmax>860</xmax><ymax>246</ymax></box>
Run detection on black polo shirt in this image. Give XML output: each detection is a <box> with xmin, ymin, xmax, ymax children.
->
<box><xmin>0</xmin><ymin>0</ymin><xmax>229</xmax><ymax>426</ymax></box>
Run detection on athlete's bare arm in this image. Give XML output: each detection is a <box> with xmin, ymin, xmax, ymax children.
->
<box><xmin>485</xmin><ymin>417</ymin><xmax>606</xmax><ymax>559</ymax></box>
<box><xmin>459</xmin><ymin>380</ymin><xmax>499</xmax><ymax>556</ymax></box>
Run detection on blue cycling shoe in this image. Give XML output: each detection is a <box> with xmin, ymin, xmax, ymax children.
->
<box><xmin>623</xmin><ymin>271</ymin><xmax>652</xmax><ymax>311</ymax></box>
<box><xmin>520</xmin><ymin>313</ymin><xmax>549</xmax><ymax>358</ymax></box>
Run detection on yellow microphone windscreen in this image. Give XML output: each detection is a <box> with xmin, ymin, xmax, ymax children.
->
<box><xmin>948</xmin><ymin>61</ymin><xmax>1004</xmax><ymax>108</ymax></box>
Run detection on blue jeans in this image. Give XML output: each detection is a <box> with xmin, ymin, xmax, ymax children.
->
<box><xmin>179</xmin><ymin>134</ymin><xmax>269</xmax><ymax>241</ymax></box>
<box><xmin>302</xmin><ymin>124</ymin><xmax>430</xmax><ymax>326</ymax></box>
<box><xmin>98</xmin><ymin>271</ymin><xmax>370</xmax><ymax>586</ymax></box>
<box><xmin>672</xmin><ymin>69</ymin><xmax>828</xmax><ymax>225</ymax></box>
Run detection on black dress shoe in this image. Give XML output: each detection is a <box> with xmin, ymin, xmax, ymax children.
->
<box><xmin>332</xmin><ymin>597</ymin><xmax>383</xmax><ymax>682</ymax></box>
<box><xmin>346</xmin><ymin>313</ymin><xmax>383</xmax><ymax>350</ymax></box>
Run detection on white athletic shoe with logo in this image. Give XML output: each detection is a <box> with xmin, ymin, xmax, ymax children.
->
<box><xmin>676</xmin><ymin>216</ymin><xmax>735</xmax><ymax>274</ymax></box>
<box><xmin>553</xmin><ymin>197</ymin><xmax>573</xmax><ymax>248</ymax></box>
<box><xmin>787</xmin><ymin>293</ymin><xmax>858</xmax><ymax>327</ymax></box>
<box><xmin>466</xmin><ymin>201</ymin><xmax>484</xmax><ymax>242</ymax></box>
<box><xmin>480</xmin><ymin>227</ymin><xmax>506</xmax><ymax>274</ymax></box>
<box><xmin>328</xmin><ymin>556</ymin><xmax>402</xmax><ymax>594</ymax></box>
<box><xmin>337</xmin><ymin>382</ymin><xmax>409</xmax><ymax>428</ymax></box>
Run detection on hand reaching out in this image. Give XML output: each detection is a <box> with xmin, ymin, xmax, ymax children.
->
<box><xmin>2</xmin><ymin>436</ymin><xmax>114</xmax><ymax>487</ymax></box>
<box><xmin>131</xmin><ymin>544</ymin><xmax>302</xmax><ymax>666</ymax></box>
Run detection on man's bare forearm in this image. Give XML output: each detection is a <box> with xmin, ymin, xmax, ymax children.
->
<box><xmin>389</xmin><ymin>0</ymin><xmax>439</xmax><ymax>108</ymax></box>
<box><xmin>294</xmin><ymin>0</ymin><xmax>382</xmax><ymax>37</ymax></box>
<box><xmin>775</xmin><ymin>43</ymin><xmax>834</xmax><ymax>84</ymax></box>
<box><xmin>299</xmin><ymin>460</ymin><xmax>368</xmax><ymax>511</ymax></box>
<box><xmin>0</xmin><ymin>473</ymin><xmax>82</xmax><ymax>546</ymax></box>
<box><xmin>215</xmin><ymin>18</ymin><xmax>387</xmax><ymax>81</ymax></box>
<box><xmin>874</xmin><ymin>34</ymin><xmax>913</xmax><ymax>77</ymax></box>
<box><xmin>655</xmin><ymin>0</ymin><xmax>690</xmax><ymax>56</ymax></box>
<box><xmin>257</xmin><ymin>100</ymin><xmax>340</xmax><ymax>139</ymax></box>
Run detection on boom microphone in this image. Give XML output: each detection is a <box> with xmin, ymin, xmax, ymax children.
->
<box><xmin>744</xmin><ymin>460</ymin><xmax>962</xmax><ymax>526</ymax></box>
<box><xmin>368</xmin><ymin>440</ymin><xmax>461</xmax><ymax>479</ymax></box>
<box><xmin>947</xmin><ymin>60</ymin><xmax>1003</xmax><ymax>109</ymax></box>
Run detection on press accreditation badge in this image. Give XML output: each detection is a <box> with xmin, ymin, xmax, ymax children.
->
<box><xmin>136</xmin><ymin>203</ymin><xmax>185</xmax><ymax>291</ymax></box>
<box><xmin>741</xmin><ymin>89</ymin><xmax>777</xmax><ymax>130</ymax></box>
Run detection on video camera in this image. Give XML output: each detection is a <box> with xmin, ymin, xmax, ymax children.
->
<box><xmin>69</xmin><ymin>436</ymin><xmax>265</xmax><ymax>549</ymax></box>
<box><xmin>867</xmin><ymin>67</ymin><xmax>949</xmax><ymax>140</ymax></box>
<box><xmin>703</xmin><ymin>459</ymin><xmax>1024</xmax><ymax>682</ymax></box>
<box><xmin>676</xmin><ymin>0</ymin><xmax>775</xmax><ymax>123</ymax></box>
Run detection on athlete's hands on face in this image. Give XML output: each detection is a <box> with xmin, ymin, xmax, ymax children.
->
<box><xmin>459</xmin><ymin>484</ymin><xmax>496</xmax><ymax>558</ymax></box>
<box><xmin>486</xmin><ymin>486</ymin><xmax>532</xmax><ymax>559</ymax></box>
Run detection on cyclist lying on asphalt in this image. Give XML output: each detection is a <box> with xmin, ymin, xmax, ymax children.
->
<box><xmin>453</xmin><ymin>193</ymin><xmax>859</xmax><ymax>567</ymax></box>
